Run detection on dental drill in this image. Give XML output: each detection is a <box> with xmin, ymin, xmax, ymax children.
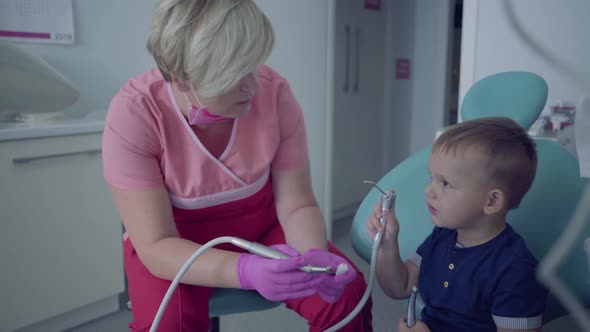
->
<box><xmin>362</xmin><ymin>181</ymin><xmax>419</xmax><ymax>330</ymax></box>
<box><xmin>150</xmin><ymin>180</ymin><xmax>396</xmax><ymax>332</ymax></box>
<box><xmin>229</xmin><ymin>237</ymin><xmax>338</xmax><ymax>274</ymax></box>
<box><xmin>406</xmin><ymin>286</ymin><xmax>419</xmax><ymax>328</ymax></box>
<box><xmin>149</xmin><ymin>237</ymin><xmax>338</xmax><ymax>332</ymax></box>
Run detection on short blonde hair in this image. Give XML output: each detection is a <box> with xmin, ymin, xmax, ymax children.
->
<box><xmin>147</xmin><ymin>0</ymin><xmax>274</xmax><ymax>97</ymax></box>
<box><xmin>433</xmin><ymin>117</ymin><xmax>538</xmax><ymax>210</ymax></box>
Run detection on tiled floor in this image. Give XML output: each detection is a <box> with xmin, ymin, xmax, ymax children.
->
<box><xmin>66</xmin><ymin>217</ymin><xmax>406</xmax><ymax>332</ymax></box>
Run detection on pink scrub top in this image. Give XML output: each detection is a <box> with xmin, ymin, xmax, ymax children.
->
<box><xmin>102</xmin><ymin>65</ymin><xmax>309</xmax><ymax>211</ymax></box>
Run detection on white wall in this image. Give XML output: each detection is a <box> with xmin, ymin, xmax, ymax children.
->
<box><xmin>385</xmin><ymin>0</ymin><xmax>452</xmax><ymax>161</ymax></box>
<box><xmin>5</xmin><ymin>0</ymin><xmax>330</xmax><ymax>215</ymax></box>
<box><xmin>459</xmin><ymin>0</ymin><xmax>590</xmax><ymax>115</ymax></box>
<box><xmin>409</xmin><ymin>0</ymin><xmax>452</xmax><ymax>154</ymax></box>
<box><xmin>6</xmin><ymin>1</ymin><xmax>159</xmax><ymax>117</ymax></box>
<box><xmin>384</xmin><ymin>0</ymin><xmax>415</xmax><ymax>167</ymax></box>
<box><xmin>256</xmin><ymin>0</ymin><xmax>330</xmax><ymax>216</ymax></box>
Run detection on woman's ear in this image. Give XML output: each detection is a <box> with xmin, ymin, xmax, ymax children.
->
<box><xmin>483</xmin><ymin>189</ymin><xmax>505</xmax><ymax>215</ymax></box>
<box><xmin>175</xmin><ymin>80</ymin><xmax>191</xmax><ymax>92</ymax></box>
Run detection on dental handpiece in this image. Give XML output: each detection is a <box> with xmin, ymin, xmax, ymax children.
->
<box><xmin>230</xmin><ymin>238</ymin><xmax>337</xmax><ymax>274</ymax></box>
<box><xmin>363</xmin><ymin>181</ymin><xmax>395</xmax><ymax>228</ymax></box>
<box><xmin>379</xmin><ymin>189</ymin><xmax>394</xmax><ymax>227</ymax></box>
<box><xmin>407</xmin><ymin>286</ymin><xmax>419</xmax><ymax>328</ymax></box>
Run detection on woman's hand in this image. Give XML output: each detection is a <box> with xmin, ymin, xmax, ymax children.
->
<box><xmin>397</xmin><ymin>317</ymin><xmax>431</xmax><ymax>332</ymax></box>
<box><xmin>302</xmin><ymin>249</ymin><xmax>357</xmax><ymax>303</ymax></box>
<box><xmin>366</xmin><ymin>190</ymin><xmax>399</xmax><ymax>243</ymax></box>
<box><xmin>236</xmin><ymin>244</ymin><xmax>323</xmax><ymax>301</ymax></box>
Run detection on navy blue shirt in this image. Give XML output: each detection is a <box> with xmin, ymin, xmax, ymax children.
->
<box><xmin>408</xmin><ymin>224</ymin><xmax>548</xmax><ymax>332</ymax></box>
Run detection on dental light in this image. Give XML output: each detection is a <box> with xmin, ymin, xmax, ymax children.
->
<box><xmin>502</xmin><ymin>1</ymin><xmax>590</xmax><ymax>330</ymax></box>
<box><xmin>0</xmin><ymin>42</ymin><xmax>79</xmax><ymax>116</ymax></box>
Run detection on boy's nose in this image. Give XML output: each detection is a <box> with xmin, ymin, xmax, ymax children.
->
<box><xmin>425</xmin><ymin>184</ymin><xmax>435</xmax><ymax>199</ymax></box>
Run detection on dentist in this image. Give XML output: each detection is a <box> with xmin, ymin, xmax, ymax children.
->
<box><xmin>102</xmin><ymin>0</ymin><xmax>371</xmax><ymax>331</ymax></box>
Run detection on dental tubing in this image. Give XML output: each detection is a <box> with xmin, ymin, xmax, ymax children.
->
<box><xmin>150</xmin><ymin>182</ymin><xmax>398</xmax><ymax>332</ymax></box>
<box><xmin>407</xmin><ymin>286</ymin><xmax>419</xmax><ymax>328</ymax></box>
<box><xmin>321</xmin><ymin>182</ymin><xmax>395</xmax><ymax>331</ymax></box>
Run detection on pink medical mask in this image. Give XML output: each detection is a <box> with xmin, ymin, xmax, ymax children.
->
<box><xmin>183</xmin><ymin>90</ymin><xmax>231</xmax><ymax>125</ymax></box>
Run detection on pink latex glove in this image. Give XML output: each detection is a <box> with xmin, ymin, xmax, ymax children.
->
<box><xmin>236</xmin><ymin>244</ymin><xmax>323</xmax><ymax>301</ymax></box>
<box><xmin>303</xmin><ymin>249</ymin><xmax>358</xmax><ymax>303</ymax></box>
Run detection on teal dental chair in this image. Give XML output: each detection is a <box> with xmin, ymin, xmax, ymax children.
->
<box><xmin>350</xmin><ymin>71</ymin><xmax>590</xmax><ymax>326</ymax></box>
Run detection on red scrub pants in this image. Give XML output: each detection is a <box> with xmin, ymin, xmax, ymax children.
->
<box><xmin>123</xmin><ymin>181</ymin><xmax>373</xmax><ymax>331</ymax></box>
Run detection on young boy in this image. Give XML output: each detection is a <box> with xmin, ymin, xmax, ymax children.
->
<box><xmin>367</xmin><ymin>117</ymin><xmax>548</xmax><ymax>332</ymax></box>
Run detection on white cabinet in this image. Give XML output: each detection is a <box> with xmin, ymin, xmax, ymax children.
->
<box><xmin>0</xmin><ymin>131</ymin><xmax>124</xmax><ymax>332</ymax></box>
<box><xmin>331</xmin><ymin>0</ymin><xmax>387</xmax><ymax>218</ymax></box>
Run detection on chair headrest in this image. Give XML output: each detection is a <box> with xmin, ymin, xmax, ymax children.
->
<box><xmin>461</xmin><ymin>71</ymin><xmax>548</xmax><ymax>130</ymax></box>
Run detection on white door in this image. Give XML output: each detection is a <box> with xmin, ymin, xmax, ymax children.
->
<box><xmin>331</xmin><ymin>0</ymin><xmax>387</xmax><ymax>219</ymax></box>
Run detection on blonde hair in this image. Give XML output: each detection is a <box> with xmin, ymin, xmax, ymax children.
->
<box><xmin>147</xmin><ymin>0</ymin><xmax>274</xmax><ymax>97</ymax></box>
<box><xmin>433</xmin><ymin>117</ymin><xmax>538</xmax><ymax>210</ymax></box>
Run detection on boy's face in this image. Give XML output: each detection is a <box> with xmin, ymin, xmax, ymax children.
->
<box><xmin>425</xmin><ymin>148</ymin><xmax>497</xmax><ymax>230</ymax></box>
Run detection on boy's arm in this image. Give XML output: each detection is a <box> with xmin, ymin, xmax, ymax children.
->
<box><xmin>376</xmin><ymin>239</ymin><xmax>419</xmax><ymax>299</ymax></box>
<box><xmin>492</xmin><ymin>253</ymin><xmax>547</xmax><ymax>332</ymax></box>
<box><xmin>366</xmin><ymin>199</ymin><xmax>420</xmax><ymax>299</ymax></box>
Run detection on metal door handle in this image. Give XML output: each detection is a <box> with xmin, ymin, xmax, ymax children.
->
<box><xmin>353</xmin><ymin>26</ymin><xmax>360</xmax><ymax>92</ymax></box>
<box><xmin>344</xmin><ymin>24</ymin><xmax>351</xmax><ymax>92</ymax></box>
<box><xmin>12</xmin><ymin>148</ymin><xmax>102</xmax><ymax>164</ymax></box>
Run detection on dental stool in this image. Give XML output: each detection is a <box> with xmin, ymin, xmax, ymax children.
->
<box><xmin>350</xmin><ymin>71</ymin><xmax>590</xmax><ymax>326</ymax></box>
<box><xmin>127</xmin><ymin>287</ymin><xmax>279</xmax><ymax>331</ymax></box>
<box><xmin>207</xmin><ymin>288</ymin><xmax>280</xmax><ymax>332</ymax></box>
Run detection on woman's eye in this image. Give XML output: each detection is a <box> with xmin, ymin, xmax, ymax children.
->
<box><xmin>441</xmin><ymin>180</ymin><xmax>449</xmax><ymax>188</ymax></box>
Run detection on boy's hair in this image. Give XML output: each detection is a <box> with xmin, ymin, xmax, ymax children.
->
<box><xmin>433</xmin><ymin>117</ymin><xmax>537</xmax><ymax>210</ymax></box>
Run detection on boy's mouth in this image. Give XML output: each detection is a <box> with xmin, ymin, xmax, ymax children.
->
<box><xmin>427</xmin><ymin>203</ymin><xmax>438</xmax><ymax>215</ymax></box>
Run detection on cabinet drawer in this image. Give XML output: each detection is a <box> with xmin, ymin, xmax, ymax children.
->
<box><xmin>0</xmin><ymin>133</ymin><xmax>124</xmax><ymax>332</ymax></box>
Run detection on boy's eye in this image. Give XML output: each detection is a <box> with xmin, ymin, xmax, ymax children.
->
<box><xmin>441</xmin><ymin>180</ymin><xmax>450</xmax><ymax>188</ymax></box>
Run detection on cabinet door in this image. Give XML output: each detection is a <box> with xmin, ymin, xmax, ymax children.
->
<box><xmin>0</xmin><ymin>134</ymin><xmax>124</xmax><ymax>332</ymax></box>
<box><xmin>332</xmin><ymin>0</ymin><xmax>387</xmax><ymax>215</ymax></box>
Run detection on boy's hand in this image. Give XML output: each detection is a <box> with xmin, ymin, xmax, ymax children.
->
<box><xmin>365</xmin><ymin>190</ymin><xmax>398</xmax><ymax>243</ymax></box>
<box><xmin>397</xmin><ymin>317</ymin><xmax>431</xmax><ymax>332</ymax></box>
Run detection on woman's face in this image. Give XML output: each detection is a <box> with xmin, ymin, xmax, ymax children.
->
<box><xmin>197</xmin><ymin>72</ymin><xmax>259</xmax><ymax>118</ymax></box>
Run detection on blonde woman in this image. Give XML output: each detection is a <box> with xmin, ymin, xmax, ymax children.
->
<box><xmin>102</xmin><ymin>1</ymin><xmax>372</xmax><ymax>331</ymax></box>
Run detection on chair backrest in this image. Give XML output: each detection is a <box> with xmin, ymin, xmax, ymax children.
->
<box><xmin>460</xmin><ymin>71</ymin><xmax>548</xmax><ymax>129</ymax></box>
<box><xmin>350</xmin><ymin>71</ymin><xmax>589</xmax><ymax>323</ymax></box>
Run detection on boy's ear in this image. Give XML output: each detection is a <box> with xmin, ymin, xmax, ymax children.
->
<box><xmin>484</xmin><ymin>189</ymin><xmax>505</xmax><ymax>215</ymax></box>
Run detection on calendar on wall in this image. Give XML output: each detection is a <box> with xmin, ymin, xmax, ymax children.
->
<box><xmin>0</xmin><ymin>0</ymin><xmax>74</xmax><ymax>45</ymax></box>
